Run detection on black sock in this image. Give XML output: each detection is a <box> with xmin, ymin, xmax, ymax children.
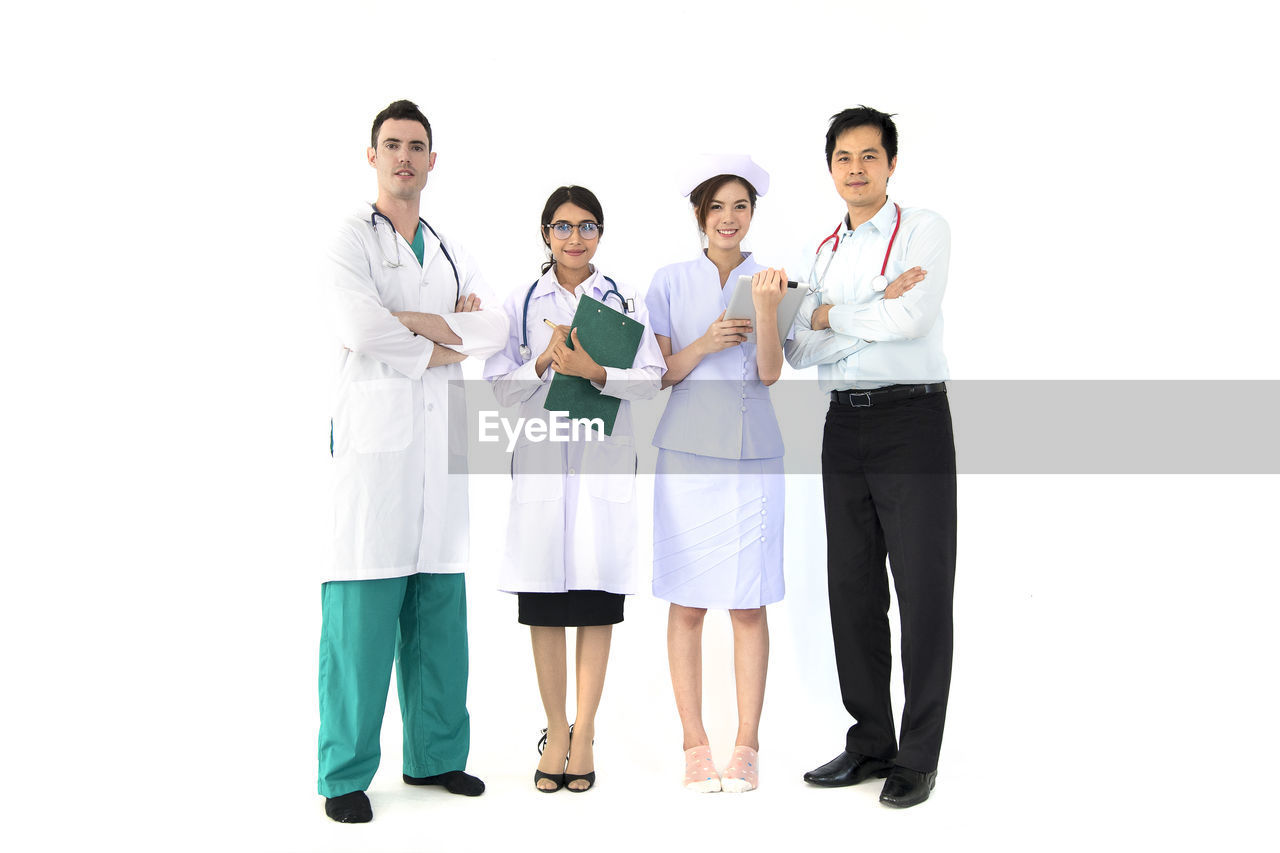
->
<box><xmin>324</xmin><ymin>790</ymin><xmax>372</xmax><ymax>823</ymax></box>
<box><xmin>402</xmin><ymin>770</ymin><xmax>485</xmax><ymax>796</ymax></box>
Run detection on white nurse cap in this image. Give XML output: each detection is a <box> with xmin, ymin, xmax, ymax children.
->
<box><xmin>681</xmin><ymin>153</ymin><xmax>770</xmax><ymax>197</ymax></box>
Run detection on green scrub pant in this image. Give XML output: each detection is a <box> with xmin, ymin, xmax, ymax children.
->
<box><xmin>317</xmin><ymin>573</ymin><xmax>469</xmax><ymax>797</ymax></box>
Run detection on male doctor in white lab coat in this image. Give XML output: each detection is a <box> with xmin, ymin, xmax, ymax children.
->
<box><xmin>318</xmin><ymin>100</ymin><xmax>508</xmax><ymax>823</ymax></box>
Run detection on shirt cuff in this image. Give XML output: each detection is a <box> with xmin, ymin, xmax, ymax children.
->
<box><xmin>518</xmin><ymin>357</ymin><xmax>550</xmax><ymax>383</ymax></box>
<box><xmin>827</xmin><ymin>304</ymin><xmax>869</xmax><ymax>339</ymax></box>
<box><xmin>411</xmin><ymin>339</ymin><xmax>435</xmax><ymax>378</ymax></box>
<box><xmin>591</xmin><ymin>366</ymin><xmax>620</xmax><ymax>393</ymax></box>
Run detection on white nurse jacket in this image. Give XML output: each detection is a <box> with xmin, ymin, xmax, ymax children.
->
<box><xmin>483</xmin><ymin>269</ymin><xmax>665</xmax><ymax>595</ymax></box>
<box><xmin>327</xmin><ymin>205</ymin><xmax>508</xmax><ymax>582</ymax></box>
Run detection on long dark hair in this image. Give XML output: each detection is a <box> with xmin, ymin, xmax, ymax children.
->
<box><xmin>540</xmin><ymin>185</ymin><xmax>605</xmax><ymax>275</ymax></box>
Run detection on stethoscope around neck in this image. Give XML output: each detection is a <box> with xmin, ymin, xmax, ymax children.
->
<box><xmin>369</xmin><ymin>205</ymin><xmax>461</xmax><ymax>303</ymax></box>
<box><xmin>811</xmin><ymin>202</ymin><xmax>902</xmax><ymax>294</ymax></box>
<box><xmin>518</xmin><ymin>272</ymin><xmax>633</xmax><ymax>360</ymax></box>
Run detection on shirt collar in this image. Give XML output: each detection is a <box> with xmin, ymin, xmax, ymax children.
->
<box><xmin>532</xmin><ymin>265</ymin><xmax>602</xmax><ymax>299</ymax></box>
<box><xmin>843</xmin><ymin>197</ymin><xmax>896</xmax><ymax>235</ymax></box>
<box><xmin>697</xmin><ymin>250</ymin><xmax>754</xmax><ymax>275</ymax></box>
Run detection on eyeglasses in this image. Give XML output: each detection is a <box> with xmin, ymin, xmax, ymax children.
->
<box><xmin>545</xmin><ymin>221</ymin><xmax>601</xmax><ymax>240</ymax></box>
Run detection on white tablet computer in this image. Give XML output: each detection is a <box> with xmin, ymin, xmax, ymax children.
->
<box><xmin>724</xmin><ymin>274</ymin><xmax>807</xmax><ymax>346</ymax></box>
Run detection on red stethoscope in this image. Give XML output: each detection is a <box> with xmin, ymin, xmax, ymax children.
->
<box><xmin>811</xmin><ymin>202</ymin><xmax>901</xmax><ymax>294</ymax></box>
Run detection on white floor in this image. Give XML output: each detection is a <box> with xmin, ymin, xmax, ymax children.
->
<box><xmin>15</xmin><ymin>475</ymin><xmax>1275</xmax><ymax>852</ymax></box>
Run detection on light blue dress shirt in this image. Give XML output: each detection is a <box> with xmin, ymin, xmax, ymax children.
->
<box><xmin>785</xmin><ymin>198</ymin><xmax>951</xmax><ymax>392</ymax></box>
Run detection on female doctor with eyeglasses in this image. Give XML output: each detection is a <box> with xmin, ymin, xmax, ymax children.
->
<box><xmin>483</xmin><ymin>185</ymin><xmax>665</xmax><ymax>793</ymax></box>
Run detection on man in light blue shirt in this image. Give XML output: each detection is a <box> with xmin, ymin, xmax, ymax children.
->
<box><xmin>787</xmin><ymin>106</ymin><xmax>956</xmax><ymax>809</ymax></box>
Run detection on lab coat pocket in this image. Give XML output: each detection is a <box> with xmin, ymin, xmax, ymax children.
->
<box><xmin>513</xmin><ymin>441</ymin><xmax>564</xmax><ymax>503</ymax></box>
<box><xmin>583</xmin><ymin>440</ymin><xmax>636</xmax><ymax>504</ymax></box>
<box><xmin>349</xmin><ymin>378</ymin><xmax>412</xmax><ymax>454</ymax></box>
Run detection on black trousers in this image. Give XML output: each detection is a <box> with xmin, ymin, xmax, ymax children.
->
<box><xmin>821</xmin><ymin>391</ymin><xmax>956</xmax><ymax>773</ymax></box>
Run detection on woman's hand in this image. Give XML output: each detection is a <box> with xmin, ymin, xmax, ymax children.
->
<box><xmin>885</xmin><ymin>267</ymin><xmax>926</xmax><ymax>299</ymax></box>
<box><xmin>551</xmin><ymin>328</ymin><xmax>606</xmax><ymax>384</ymax></box>
<box><xmin>751</xmin><ymin>267</ymin><xmax>788</xmax><ymax>312</ymax></box>
<box><xmin>698</xmin><ymin>310</ymin><xmax>752</xmax><ymax>355</ymax></box>
<box><xmin>534</xmin><ymin>323</ymin><xmax>570</xmax><ymax>376</ymax></box>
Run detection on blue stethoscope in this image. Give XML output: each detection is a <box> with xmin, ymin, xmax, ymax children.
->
<box><xmin>518</xmin><ymin>273</ymin><xmax>633</xmax><ymax>360</ymax></box>
<box><xmin>811</xmin><ymin>202</ymin><xmax>901</xmax><ymax>295</ymax></box>
<box><xmin>370</xmin><ymin>205</ymin><xmax>461</xmax><ymax>303</ymax></box>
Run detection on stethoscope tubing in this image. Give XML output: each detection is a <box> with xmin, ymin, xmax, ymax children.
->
<box><xmin>812</xmin><ymin>202</ymin><xmax>901</xmax><ymax>293</ymax></box>
<box><xmin>518</xmin><ymin>275</ymin><xmax>630</xmax><ymax>360</ymax></box>
<box><xmin>369</xmin><ymin>207</ymin><xmax>461</xmax><ymax>303</ymax></box>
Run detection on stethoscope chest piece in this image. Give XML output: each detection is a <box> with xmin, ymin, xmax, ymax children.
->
<box><xmin>870</xmin><ymin>274</ymin><xmax>888</xmax><ymax>292</ymax></box>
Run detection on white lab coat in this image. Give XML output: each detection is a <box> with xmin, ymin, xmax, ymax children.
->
<box><xmin>483</xmin><ymin>269</ymin><xmax>665</xmax><ymax>595</ymax></box>
<box><xmin>327</xmin><ymin>205</ymin><xmax>508</xmax><ymax>582</ymax></box>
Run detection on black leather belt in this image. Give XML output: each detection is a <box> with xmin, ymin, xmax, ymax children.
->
<box><xmin>830</xmin><ymin>383</ymin><xmax>947</xmax><ymax>407</ymax></box>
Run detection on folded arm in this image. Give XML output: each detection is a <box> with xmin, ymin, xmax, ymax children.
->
<box><xmin>784</xmin><ymin>287</ymin><xmax>871</xmax><ymax>369</ymax></box>
<box><xmin>827</xmin><ymin>216</ymin><xmax>951</xmax><ymax>342</ymax></box>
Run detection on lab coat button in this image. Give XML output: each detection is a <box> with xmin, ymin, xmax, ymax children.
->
<box><xmin>427</xmin><ymin>403</ymin><xmax>434</xmax><ymax>412</ymax></box>
<box><xmin>568</xmin><ymin>468</ymin><xmax>576</xmax><ymax>476</ymax></box>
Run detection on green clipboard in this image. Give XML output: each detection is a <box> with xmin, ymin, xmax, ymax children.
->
<box><xmin>543</xmin><ymin>294</ymin><xmax>645</xmax><ymax>436</ymax></box>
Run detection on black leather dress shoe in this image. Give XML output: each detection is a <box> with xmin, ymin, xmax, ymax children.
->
<box><xmin>803</xmin><ymin>751</ymin><xmax>894</xmax><ymax>787</ymax></box>
<box><xmin>324</xmin><ymin>790</ymin><xmax>372</xmax><ymax>823</ymax></box>
<box><xmin>878</xmin><ymin>767</ymin><xmax>937</xmax><ymax>808</ymax></box>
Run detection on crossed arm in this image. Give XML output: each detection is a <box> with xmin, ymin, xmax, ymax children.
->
<box><xmin>392</xmin><ymin>293</ymin><xmax>483</xmax><ymax>367</ymax></box>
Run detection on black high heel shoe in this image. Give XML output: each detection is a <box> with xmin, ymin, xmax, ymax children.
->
<box><xmin>564</xmin><ymin>724</ymin><xmax>596</xmax><ymax>792</ymax></box>
<box><xmin>534</xmin><ymin>727</ymin><xmax>567</xmax><ymax>793</ymax></box>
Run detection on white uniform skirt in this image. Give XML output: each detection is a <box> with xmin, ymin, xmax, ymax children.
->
<box><xmin>651</xmin><ymin>449</ymin><xmax>784</xmax><ymax>609</ymax></box>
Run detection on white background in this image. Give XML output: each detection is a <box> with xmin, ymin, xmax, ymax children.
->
<box><xmin>3</xmin><ymin>1</ymin><xmax>1278</xmax><ymax>850</ymax></box>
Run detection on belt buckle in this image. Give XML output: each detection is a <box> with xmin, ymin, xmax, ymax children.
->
<box><xmin>847</xmin><ymin>391</ymin><xmax>873</xmax><ymax>408</ymax></box>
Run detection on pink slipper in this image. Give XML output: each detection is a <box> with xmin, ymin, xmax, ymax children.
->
<box><xmin>721</xmin><ymin>745</ymin><xmax>759</xmax><ymax>793</ymax></box>
<box><xmin>683</xmin><ymin>745</ymin><xmax>721</xmax><ymax>792</ymax></box>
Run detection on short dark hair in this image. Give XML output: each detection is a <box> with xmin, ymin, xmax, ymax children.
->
<box><xmin>825</xmin><ymin>106</ymin><xmax>898</xmax><ymax>167</ymax></box>
<box><xmin>689</xmin><ymin>175</ymin><xmax>759</xmax><ymax>233</ymax></box>
<box><xmin>371</xmin><ymin>100</ymin><xmax>433</xmax><ymax>150</ymax></box>
<box><xmin>540</xmin><ymin>185</ymin><xmax>605</xmax><ymax>274</ymax></box>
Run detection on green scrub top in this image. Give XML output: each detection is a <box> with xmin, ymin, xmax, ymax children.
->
<box><xmin>411</xmin><ymin>223</ymin><xmax>425</xmax><ymax>266</ymax></box>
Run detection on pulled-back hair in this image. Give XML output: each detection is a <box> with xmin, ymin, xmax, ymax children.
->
<box><xmin>689</xmin><ymin>175</ymin><xmax>758</xmax><ymax>233</ymax></box>
<box><xmin>540</xmin><ymin>185</ymin><xmax>605</xmax><ymax>275</ymax></box>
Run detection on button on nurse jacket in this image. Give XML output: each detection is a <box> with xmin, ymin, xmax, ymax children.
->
<box><xmin>327</xmin><ymin>205</ymin><xmax>508</xmax><ymax>582</ymax></box>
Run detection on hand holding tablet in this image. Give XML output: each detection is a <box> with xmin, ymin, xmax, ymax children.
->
<box><xmin>724</xmin><ymin>272</ymin><xmax>806</xmax><ymax>346</ymax></box>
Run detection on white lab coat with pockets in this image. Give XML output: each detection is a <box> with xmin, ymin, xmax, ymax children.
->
<box><xmin>328</xmin><ymin>205</ymin><xmax>508</xmax><ymax>582</ymax></box>
<box><xmin>483</xmin><ymin>269</ymin><xmax>665</xmax><ymax>595</ymax></box>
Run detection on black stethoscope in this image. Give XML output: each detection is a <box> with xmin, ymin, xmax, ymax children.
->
<box><xmin>369</xmin><ymin>205</ymin><xmax>461</xmax><ymax>303</ymax></box>
<box><xmin>518</xmin><ymin>274</ymin><xmax>633</xmax><ymax>360</ymax></box>
<box><xmin>811</xmin><ymin>202</ymin><xmax>902</xmax><ymax>295</ymax></box>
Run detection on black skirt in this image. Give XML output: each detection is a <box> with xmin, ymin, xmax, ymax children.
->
<box><xmin>517</xmin><ymin>590</ymin><xmax>625</xmax><ymax>627</ymax></box>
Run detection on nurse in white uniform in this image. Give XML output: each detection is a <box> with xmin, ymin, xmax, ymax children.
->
<box><xmin>645</xmin><ymin>155</ymin><xmax>790</xmax><ymax>794</ymax></box>
<box><xmin>484</xmin><ymin>185</ymin><xmax>664</xmax><ymax>793</ymax></box>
